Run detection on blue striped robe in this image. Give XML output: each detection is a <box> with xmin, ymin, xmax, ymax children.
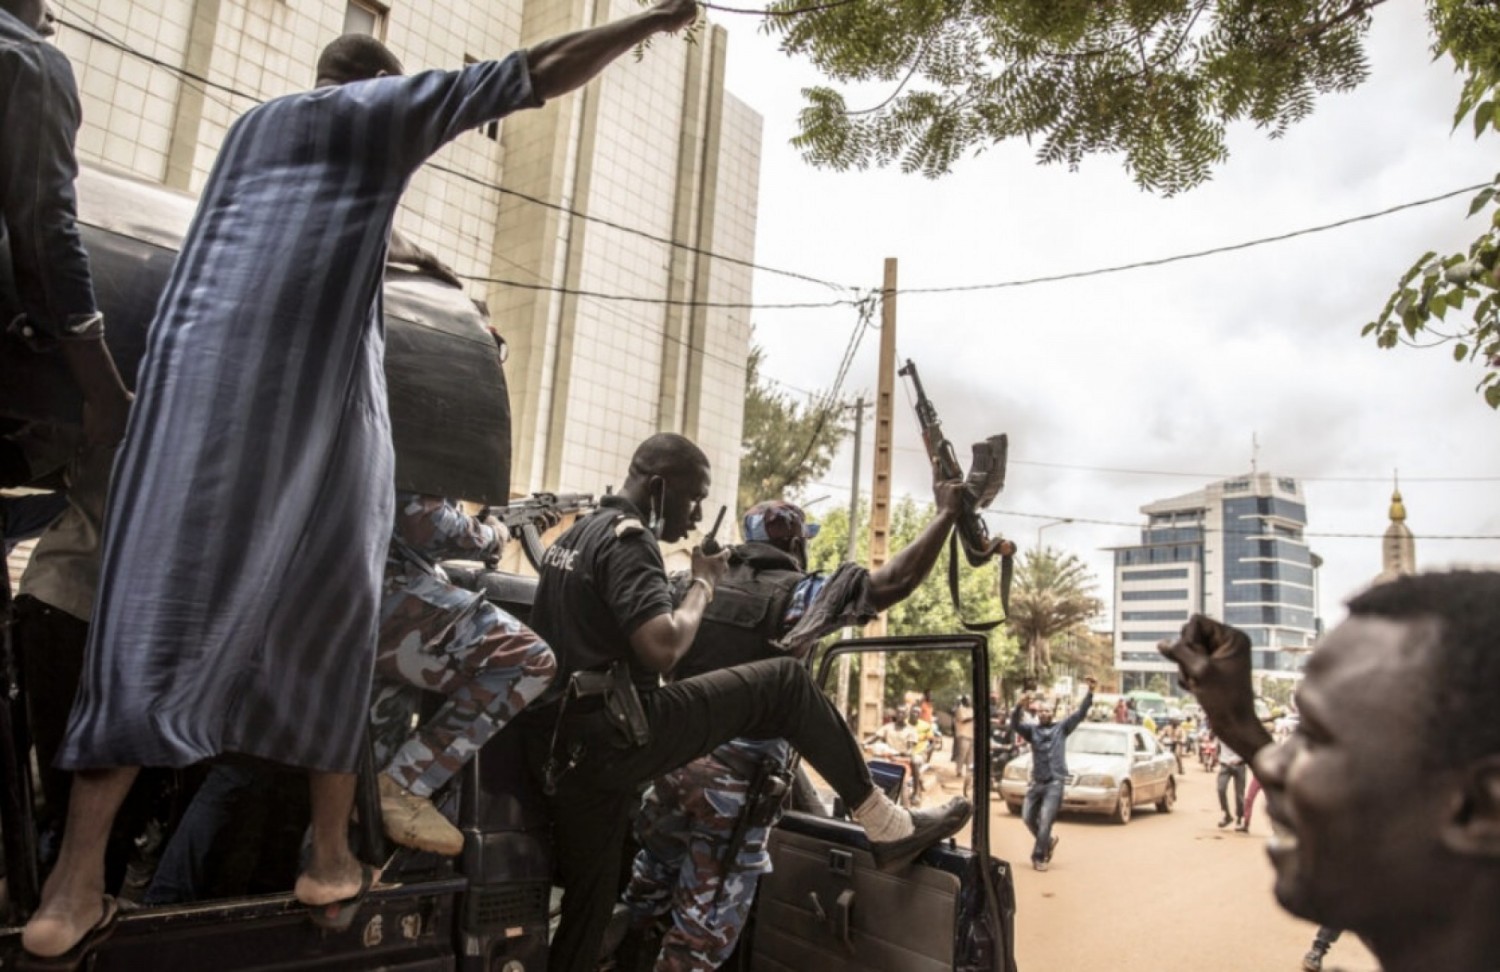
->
<box><xmin>58</xmin><ymin>53</ymin><xmax>542</xmax><ymax>774</ymax></box>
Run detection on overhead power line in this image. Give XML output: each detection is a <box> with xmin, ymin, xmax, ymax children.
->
<box><xmin>989</xmin><ymin>454</ymin><xmax>1500</xmax><ymax>485</ymax></box>
<box><xmin>55</xmin><ymin>16</ymin><xmax>853</xmax><ymax>296</ymax></box>
<box><xmin>791</xmin><ymin>482</ymin><xmax>1500</xmax><ymax>540</ymax></box>
<box><xmin>895</xmin><ymin>184</ymin><xmax>1490</xmax><ymax>295</ymax></box>
<box><xmin>58</xmin><ymin>16</ymin><xmax>1499</xmax><ymax>312</ymax></box>
<box><xmin>884</xmin><ymin>442</ymin><xmax>1500</xmax><ymax>485</ymax></box>
<box><xmin>462</xmin><ymin>274</ymin><xmax>855</xmax><ymax>310</ymax></box>
<box><xmin>700</xmin><ymin>0</ymin><xmax>859</xmax><ymax>16</ymax></box>
<box><xmin>985</xmin><ymin>508</ymin><xmax>1500</xmax><ymax>541</ymax></box>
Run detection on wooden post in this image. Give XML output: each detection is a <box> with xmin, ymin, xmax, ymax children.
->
<box><xmin>859</xmin><ymin>258</ymin><xmax>897</xmax><ymax>737</ymax></box>
<box><xmin>835</xmin><ymin>397</ymin><xmax>864</xmax><ymax>719</ymax></box>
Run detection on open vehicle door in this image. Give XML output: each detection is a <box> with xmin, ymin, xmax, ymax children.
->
<box><xmin>744</xmin><ymin>635</ymin><xmax>1017</xmax><ymax>972</ymax></box>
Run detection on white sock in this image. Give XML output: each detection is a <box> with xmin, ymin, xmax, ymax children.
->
<box><xmin>852</xmin><ymin>789</ymin><xmax>913</xmax><ymax>842</ymax></box>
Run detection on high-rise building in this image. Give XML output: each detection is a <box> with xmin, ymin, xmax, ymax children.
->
<box><xmin>47</xmin><ymin>0</ymin><xmax>760</xmax><ymax>516</ymax></box>
<box><xmin>1110</xmin><ymin>472</ymin><xmax>1320</xmax><ymax>691</ymax></box>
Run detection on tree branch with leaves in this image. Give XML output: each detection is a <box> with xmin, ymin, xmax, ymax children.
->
<box><xmin>1005</xmin><ymin>545</ymin><xmax>1104</xmax><ymax>681</ymax></box>
<box><xmin>768</xmin><ymin>0</ymin><xmax>1383</xmax><ymax>193</ymax></box>
<box><xmin>1365</xmin><ymin>1</ymin><xmax>1500</xmax><ymax>407</ymax></box>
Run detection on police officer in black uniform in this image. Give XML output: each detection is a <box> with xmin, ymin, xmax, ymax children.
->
<box><xmin>617</xmin><ymin>478</ymin><xmax>969</xmax><ymax>971</ymax></box>
<box><xmin>521</xmin><ymin>433</ymin><xmax>972</xmax><ymax>972</ymax></box>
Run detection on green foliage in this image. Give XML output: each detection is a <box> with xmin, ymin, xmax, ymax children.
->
<box><xmin>1365</xmin><ymin>1</ymin><xmax>1500</xmax><ymax>406</ymax></box>
<box><xmin>765</xmin><ymin>0</ymin><xmax>1500</xmax><ymax>403</ymax></box>
<box><xmin>1005</xmin><ymin>545</ymin><xmax>1105</xmax><ymax>681</ymax></box>
<box><xmin>807</xmin><ymin>498</ymin><xmax>1024</xmax><ymax>702</ymax></box>
<box><xmin>1049</xmin><ymin>625</ymin><xmax>1116</xmax><ymax>686</ymax></box>
<box><xmin>738</xmin><ymin>344</ymin><xmax>849</xmax><ymax>512</ymax></box>
<box><xmin>769</xmin><ymin>0</ymin><xmax>1382</xmax><ymax>194</ymax></box>
<box><xmin>1260</xmin><ymin>677</ymin><xmax>1296</xmax><ymax>708</ymax></box>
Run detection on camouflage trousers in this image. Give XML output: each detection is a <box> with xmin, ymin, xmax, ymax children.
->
<box><xmin>622</xmin><ymin>738</ymin><xmax>790</xmax><ymax>971</ymax></box>
<box><xmin>372</xmin><ymin>570</ymin><xmax>555</xmax><ymax>798</ymax></box>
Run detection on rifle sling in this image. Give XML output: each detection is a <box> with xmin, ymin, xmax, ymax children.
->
<box><xmin>947</xmin><ymin>532</ymin><xmax>1006</xmax><ymax>633</ymax></box>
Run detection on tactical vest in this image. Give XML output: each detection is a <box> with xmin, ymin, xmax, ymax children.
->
<box><xmin>673</xmin><ymin>542</ymin><xmax>808</xmax><ymax>681</ymax></box>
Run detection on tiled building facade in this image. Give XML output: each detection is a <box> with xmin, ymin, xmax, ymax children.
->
<box><xmin>48</xmin><ymin>0</ymin><xmax>760</xmax><ymax>514</ymax></box>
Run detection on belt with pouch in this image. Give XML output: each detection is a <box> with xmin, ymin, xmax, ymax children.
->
<box><xmin>542</xmin><ymin>660</ymin><xmax>650</xmax><ymax>795</ymax></box>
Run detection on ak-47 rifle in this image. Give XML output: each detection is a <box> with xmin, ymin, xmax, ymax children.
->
<box><xmin>483</xmin><ymin>492</ymin><xmax>595</xmax><ymax>573</ymax></box>
<box><xmin>897</xmin><ymin>359</ymin><xmax>1017</xmax><ymax>628</ymax></box>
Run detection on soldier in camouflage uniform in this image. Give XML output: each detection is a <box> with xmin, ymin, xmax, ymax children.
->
<box><xmin>144</xmin><ymin>492</ymin><xmax>557</xmax><ymax>901</ymax></box>
<box><xmin>620</xmin><ymin>482</ymin><xmax>965</xmax><ymax>971</ymax></box>
<box><xmin>373</xmin><ymin>492</ymin><xmax>556</xmax><ymax>855</ymax></box>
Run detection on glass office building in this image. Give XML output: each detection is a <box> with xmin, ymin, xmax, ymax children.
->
<box><xmin>1110</xmin><ymin>473</ymin><xmax>1320</xmax><ymax>692</ymax></box>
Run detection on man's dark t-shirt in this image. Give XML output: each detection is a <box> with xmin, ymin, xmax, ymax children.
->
<box><xmin>528</xmin><ymin>494</ymin><xmax>674</xmax><ymax>705</ymax></box>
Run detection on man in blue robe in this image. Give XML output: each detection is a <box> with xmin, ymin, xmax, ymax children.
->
<box><xmin>22</xmin><ymin>0</ymin><xmax>698</xmax><ymax>962</ymax></box>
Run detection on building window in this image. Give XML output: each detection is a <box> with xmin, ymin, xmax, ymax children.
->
<box><xmin>1121</xmin><ymin>567</ymin><xmax>1190</xmax><ymax>582</ymax></box>
<box><xmin>1224</xmin><ymin>605</ymin><xmax>1316</xmax><ymax>629</ymax></box>
<box><xmin>1121</xmin><ymin>589</ymin><xmax>1189</xmax><ymax>602</ymax></box>
<box><xmin>1121</xmin><ymin>631</ymin><xmax>1179</xmax><ymax>642</ymax></box>
<box><xmin>344</xmin><ymin>0</ymin><xmax>386</xmax><ymax>38</ymax></box>
<box><xmin>1121</xmin><ymin>609</ymin><xmax>1189</xmax><ymax>622</ymax></box>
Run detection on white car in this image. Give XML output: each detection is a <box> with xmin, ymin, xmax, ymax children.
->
<box><xmin>999</xmin><ymin>723</ymin><xmax>1177</xmax><ymax>824</ymax></box>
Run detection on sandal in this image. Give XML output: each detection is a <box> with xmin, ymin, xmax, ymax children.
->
<box><xmin>305</xmin><ymin>863</ymin><xmax>379</xmax><ymax>932</ymax></box>
<box><xmin>18</xmin><ymin>895</ymin><xmax>120</xmax><ymax>971</ymax></box>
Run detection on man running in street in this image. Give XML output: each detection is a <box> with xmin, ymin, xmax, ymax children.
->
<box><xmin>1011</xmin><ymin>679</ymin><xmax>1095</xmax><ymax>871</ymax></box>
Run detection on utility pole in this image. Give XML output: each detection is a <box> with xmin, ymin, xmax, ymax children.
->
<box><xmin>835</xmin><ymin>397</ymin><xmax>865</xmax><ymax>717</ymax></box>
<box><xmin>859</xmin><ymin>258</ymin><xmax>897</xmax><ymax>737</ymax></box>
<box><xmin>845</xmin><ymin>397</ymin><xmax>864</xmax><ymax>564</ymax></box>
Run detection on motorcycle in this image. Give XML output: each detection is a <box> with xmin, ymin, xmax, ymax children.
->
<box><xmin>1198</xmin><ymin>733</ymin><xmax>1219</xmax><ymax>772</ymax></box>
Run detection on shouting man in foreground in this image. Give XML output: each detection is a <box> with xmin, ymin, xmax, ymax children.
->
<box><xmin>1159</xmin><ymin>570</ymin><xmax>1500</xmax><ymax>972</ymax></box>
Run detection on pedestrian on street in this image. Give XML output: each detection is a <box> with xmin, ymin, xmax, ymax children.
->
<box><xmin>1217</xmin><ymin>740</ymin><xmax>1247</xmax><ymax>829</ymax></box>
<box><xmin>1011</xmin><ymin>678</ymin><xmax>1095</xmax><ymax>871</ymax></box>
<box><xmin>1302</xmin><ymin>926</ymin><xmax>1343</xmax><ymax>971</ymax></box>
<box><xmin>952</xmin><ymin>694</ymin><xmax>975</xmax><ymax>779</ymax></box>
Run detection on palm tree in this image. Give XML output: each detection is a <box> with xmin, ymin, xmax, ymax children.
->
<box><xmin>1006</xmin><ymin>546</ymin><xmax>1104</xmax><ymax>680</ymax></box>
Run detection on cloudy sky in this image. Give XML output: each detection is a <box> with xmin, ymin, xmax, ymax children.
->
<box><xmin>711</xmin><ymin>3</ymin><xmax>1500</xmax><ymax>626</ymax></box>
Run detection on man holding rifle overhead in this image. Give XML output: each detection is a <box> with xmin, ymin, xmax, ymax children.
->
<box><xmin>617</xmin><ymin>476</ymin><xmax>967</xmax><ymax>972</ymax></box>
<box><xmin>520</xmin><ymin>433</ymin><xmax>973</xmax><ymax>972</ymax></box>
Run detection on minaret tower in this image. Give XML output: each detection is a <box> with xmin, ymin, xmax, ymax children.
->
<box><xmin>1379</xmin><ymin>473</ymin><xmax>1417</xmax><ymax>580</ymax></box>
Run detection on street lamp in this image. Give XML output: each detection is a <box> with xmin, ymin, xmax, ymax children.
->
<box><xmin>1036</xmin><ymin>517</ymin><xmax>1074</xmax><ymax>550</ymax></box>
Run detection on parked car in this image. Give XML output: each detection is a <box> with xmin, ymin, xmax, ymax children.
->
<box><xmin>998</xmin><ymin>723</ymin><xmax>1177</xmax><ymax>824</ymax></box>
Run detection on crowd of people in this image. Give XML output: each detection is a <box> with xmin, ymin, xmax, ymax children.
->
<box><xmin>5</xmin><ymin>0</ymin><xmax>1500</xmax><ymax>970</ymax></box>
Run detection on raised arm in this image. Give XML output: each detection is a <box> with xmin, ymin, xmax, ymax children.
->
<box><xmin>867</xmin><ymin>478</ymin><xmax>962</xmax><ymax>609</ymax></box>
<box><xmin>1010</xmin><ymin>696</ymin><xmax>1034</xmax><ymax>743</ymax></box>
<box><xmin>394</xmin><ymin>494</ymin><xmax>505</xmax><ymax>561</ymax></box>
<box><xmin>526</xmin><ymin>0</ymin><xmax>697</xmax><ymax>102</ymax></box>
<box><xmin>1061</xmin><ymin>680</ymin><xmax>1096</xmax><ymax>734</ymax></box>
<box><xmin>1159</xmin><ymin>617</ymin><xmax>1274</xmax><ymax>760</ymax></box>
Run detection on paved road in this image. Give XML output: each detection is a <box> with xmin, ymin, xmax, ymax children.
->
<box><xmin>962</xmin><ymin>764</ymin><xmax>1380</xmax><ymax>971</ymax></box>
